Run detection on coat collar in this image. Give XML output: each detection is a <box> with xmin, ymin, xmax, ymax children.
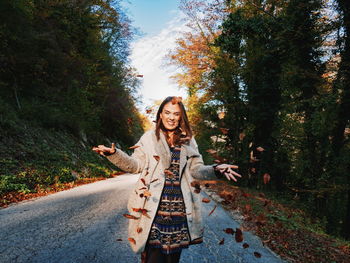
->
<box><xmin>150</xmin><ymin>128</ymin><xmax>200</xmax><ymax>178</ymax></box>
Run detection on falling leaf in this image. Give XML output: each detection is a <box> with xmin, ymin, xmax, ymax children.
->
<box><xmin>223</xmin><ymin>228</ymin><xmax>235</xmax><ymax>235</ymax></box>
<box><xmin>243</xmin><ymin>243</ymin><xmax>249</xmax><ymax>249</ymax></box>
<box><xmin>218</xmin><ymin>111</ymin><xmax>225</xmax><ymax>119</ymax></box>
<box><xmin>164</xmin><ymin>169</ymin><xmax>175</xmax><ymax>176</ymax></box>
<box><xmin>204</xmin><ymin>183</ymin><xmax>210</xmax><ymax>188</ymax></box>
<box><xmin>235</xmin><ymin>228</ymin><xmax>243</xmax><ymax>242</ymax></box>
<box><xmin>256</xmin><ymin>147</ymin><xmax>265</xmax><ymax>152</ymax></box>
<box><xmin>129</xmin><ymin>145</ymin><xmax>140</xmax><ymax>150</ymax></box>
<box><xmin>128</xmin><ymin>237</ymin><xmax>136</xmax><ymax>245</ymax></box>
<box><xmin>263</xmin><ymin>173</ymin><xmax>271</xmax><ymax>184</ymax></box>
<box><xmin>254</xmin><ymin>252</ymin><xmax>262</xmax><ymax>258</ymax></box>
<box><xmin>219</xmin><ymin>128</ymin><xmax>229</xmax><ymax>134</ymax></box>
<box><xmin>116</xmin><ymin>238</ymin><xmax>123</xmax><ymax>241</ymax></box>
<box><xmin>145</xmin><ymin>108</ymin><xmax>152</xmax><ymax>114</ymax></box>
<box><xmin>219</xmin><ymin>238</ymin><xmax>225</xmax><ymax>245</ymax></box>
<box><xmin>150</xmin><ymin>178</ymin><xmax>158</xmax><ymax>184</ymax></box>
<box><xmin>143</xmin><ymin>190</ymin><xmax>152</xmax><ymax>198</ymax></box>
<box><xmin>239</xmin><ymin>132</ymin><xmax>246</xmax><ymax>141</ymax></box>
<box><xmin>141</xmin><ymin>178</ymin><xmax>146</xmax><ymax>186</ymax></box>
<box><xmin>206</xmin><ymin>149</ymin><xmax>217</xmax><ymax>155</ymax></box>
<box><xmin>123</xmin><ymin>214</ymin><xmax>139</xmax><ymax>220</ymax></box>
<box><xmin>153</xmin><ymin>155</ymin><xmax>160</xmax><ymax>161</ymax></box>
<box><xmin>209</xmin><ymin>205</ymin><xmax>217</xmax><ymax>216</ymax></box>
<box><xmin>132</xmin><ymin>208</ymin><xmax>151</xmax><ymax>219</ymax></box>
<box><xmin>202</xmin><ymin>198</ymin><xmax>211</xmax><ymax>203</ymax></box>
<box><xmin>251</xmin><ymin>167</ymin><xmax>256</xmax><ymax>173</ymax></box>
<box><xmin>137</xmin><ymin>227</ymin><xmax>143</xmax><ymax>233</ymax></box>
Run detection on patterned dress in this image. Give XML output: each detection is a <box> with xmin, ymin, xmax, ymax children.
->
<box><xmin>147</xmin><ymin>145</ymin><xmax>190</xmax><ymax>254</ymax></box>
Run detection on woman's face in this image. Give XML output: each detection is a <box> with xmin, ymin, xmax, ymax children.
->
<box><xmin>160</xmin><ymin>102</ymin><xmax>181</xmax><ymax>130</ymax></box>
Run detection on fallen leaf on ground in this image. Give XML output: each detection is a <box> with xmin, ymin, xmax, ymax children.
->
<box><xmin>235</xmin><ymin>228</ymin><xmax>243</xmax><ymax>242</ymax></box>
<box><xmin>224</xmin><ymin>228</ymin><xmax>235</xmax><ymax>234</ymax></box>
<box><xmin>202</xmin><ymin>198</ymin><xmax>211</xmax><ymax>203</ymax></box>
<box><xmin>243</xmin><ymin>243</ymin><xmax>249</xmax><ymax>249</ymax></box>
<box><xmin>219</xmin><ymin>238</ymin><xmax>225</xmax><ymax>245</ymax></box>
<box><xmin>116</xmin><ymin>238</ymin><xmax>122</xmax><ymax>241</ymax></box>
<box><xmin>254</xmin><ymin>252</ymin><xmax>262</xmax><ymax>258</ymax></box>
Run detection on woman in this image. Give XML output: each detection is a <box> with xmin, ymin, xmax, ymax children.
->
<box><xmin>92</xmin><ymin>96</ymin><xmax>241</xmax><ymax>263</ymax></box>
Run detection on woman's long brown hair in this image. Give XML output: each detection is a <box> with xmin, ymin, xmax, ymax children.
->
<box><xmin>155</xmin><ymin>96</ymin><xmax>192</xmax><ymax>146</ymax></box>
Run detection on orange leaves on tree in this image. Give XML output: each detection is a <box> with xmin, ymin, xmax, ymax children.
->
<box><xmin>235</xmin><ymin>228</ymin><xmax>244</xmax><ymax>243</ymax></box>
<box><xmin>263</xmin><ymin>173</ymin><xmax>271</xmax><ymax>184</ymax></box>
<box><xmin>128</xmin><ymin>237</ymin><xmax>136</xmax><ymax>245</ymax></box>
<box><xmin>202</xmin><ymin>198</ymin><xmax>211</xmax><ymax>203</ymax></box>
<box><xmin>208</xmin><ymin>205</ymin><xmax>217</xmax><ymax>216</ymax></box>
<box><xmin>123</xmin><ymin>214</ymin><xmax>139</xmax><ymax>220</ymax></box>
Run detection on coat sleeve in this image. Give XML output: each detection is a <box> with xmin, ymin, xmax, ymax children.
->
<box><xmin>188</xmin><ymin>137</ymin><xmax>219</xmax><ymax>180</ymax></box>
<box><xmin>104</xmin><ymin>136</ymin><xmax>146</xmax><ymax>174</ymax></box>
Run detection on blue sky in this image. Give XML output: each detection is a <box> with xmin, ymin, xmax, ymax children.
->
<box><xmin>122</xmin><ymin>0</ymin><xmax>180</xmax><ymax>36</ymax></box>
<box><xmin>121</xmin><ymin>0</ymin><xmax>188</xmax><ymax>109</ymax></box>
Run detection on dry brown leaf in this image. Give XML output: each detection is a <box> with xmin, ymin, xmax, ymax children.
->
<box><xmin>153</xmin><ymin>155</ymin><xmax>160</xmax><ymax>161</ymax></box>
<box><xmin>235</xmin><ymin>228</ymin><xmax>243</xmax><ymax>242</ymax></box>
<box><xmin>143</xmin><ymin>190</ymin><xmax>152</xmax><ymax>198</ymax></box>
<box><xmin>243</xmin><ymin>243</ymin><xmax>249</xmax><ymax>249</ymax></box>
<box><xmin>219</xmin><ymin>238</ymin><xmax>225</xmax><ymax>245</ymax></box>
<box><xmin>209</xmin><ymin>205</ymin><xmax>217</xmax><ymax>216</ymax></box>
<box><xmin>223</xmin><ymin>228</ymin><xmax>235</xmax><ymax>235</ymax></box>
<box><xmin>150</xmin><ymin>178</ymin><xmax>159</xmax><ymax>184</ymax></box>
<box><xmin>129</xmin><ymin>145</ymin><xmax>140</xmax><ymax>150</ymax></box>
<box><xmin>116</xmin><ymin>238</ymin><xmax>123</xmax><ymax>241</ymax></box>
<box><xmin>141</xmin><ymin>178</ymin><xmax>146</xmax><ymax>186</ymax></box>
<box><xmin>219</xmin><ymin>128</ymin><xmax>229</xmax><ymax>134</ymax></box>
<box><xmin>137</xmin><ymin>227</ymin><xmax>143</xmax><ymax>233</ymax></box>
<box><xmin>254</xmin><ymin>252</ymin><xmax>262</xmax><ymax>258</ymax></box>
<box><xmin>263</xmin><ymin>173</ymin><xmax>271</xmax><ymax>184</ymax></box>
<box><xmin>202</xmin><ymin>198</ymin><xmax>211</xmax><ymax>203</ymax></box>
<box><xmin>123</xmin><ymin>214</ymin><xmax>139</xmax><ymax>220</ymax></box>
<box><xmin>128</xmin><ymin>237</ymin><xmax>136</xmax><ymax>245</ymax></box>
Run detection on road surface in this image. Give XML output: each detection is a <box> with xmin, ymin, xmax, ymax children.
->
<box><xmin>0</xmin><ymin>174</ymin><xmax>286</xmax><ymax>263</ymax></box>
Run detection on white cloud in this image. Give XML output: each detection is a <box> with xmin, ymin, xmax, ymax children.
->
<box><xmin>130</xmin><ymin>11</ymin><xmax>191</xmax><ymax>110</ymax></box>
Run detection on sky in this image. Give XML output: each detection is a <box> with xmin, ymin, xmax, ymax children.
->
<box><xmin>121</xmin><ymin>0</ymin><xmax>189</xmax><ymax>109</ymax></box>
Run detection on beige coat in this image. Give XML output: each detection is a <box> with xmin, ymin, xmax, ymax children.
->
<box><xmin>105</xmin><ymin>128</ymin><xmax>217</xmax><ymax>254</ymax></box>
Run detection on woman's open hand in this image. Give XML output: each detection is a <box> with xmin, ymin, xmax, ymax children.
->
<box><xmin>92</xmin><ymin>143</ymin><xmax>116</xmax><ymax>156</ymax></box>
<box><xmin>215</xmin><ymin>164</ymin><xmax>241</xmax><ymax>182</ymax></box>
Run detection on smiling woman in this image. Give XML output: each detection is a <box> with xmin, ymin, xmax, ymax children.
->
<box><xmin>92</xmin><ymin>96</ymin><xmax>241</xmax><ymax>263</ymax></box>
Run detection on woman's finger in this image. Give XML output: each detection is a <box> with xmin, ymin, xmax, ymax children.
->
<box><xmin>229</xmin><ymin>164</ymin><xmax>239</xmax><ymax>169</ymax></box>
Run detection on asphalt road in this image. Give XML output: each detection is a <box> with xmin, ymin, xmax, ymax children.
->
<box><xmin>0</xmin><ymin>174</ymin><xmax>286</xmax><ymax>263</ymax></box>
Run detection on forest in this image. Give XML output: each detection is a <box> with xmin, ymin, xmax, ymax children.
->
<box><xmin>169</xmin><ymin>0</ymin><xmax>350</xmax><ymax>241</ymax></box>
<box><xmin>0</xmin><ymin>0</ymin><xmax>349</xmax><ymax>253</ymax></box>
